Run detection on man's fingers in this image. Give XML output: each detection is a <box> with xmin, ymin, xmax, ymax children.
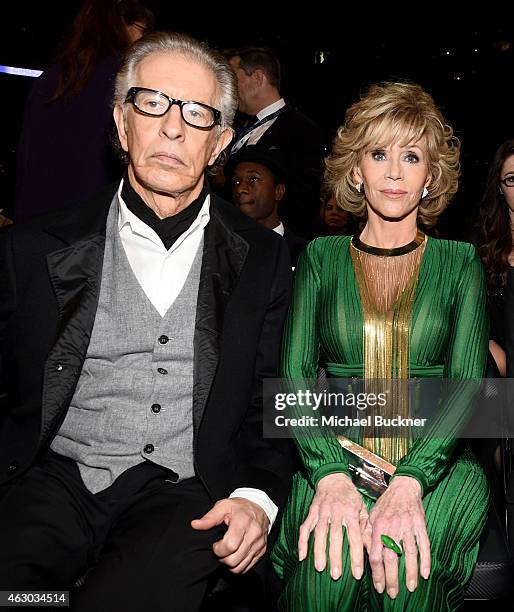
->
<box><xmin>226</xmin><ymin>543</ymin><xmax>266</xmax><ymax>574</ymax></box>
<box><xmin>212</xmin><ymin>517</ymin><xmax>247</xmax><ymax>559</ymax></box>
<box><xmin>191</xmin><ymin>502</ymin><xmax>227</xmax><ymax>531</ymax></box>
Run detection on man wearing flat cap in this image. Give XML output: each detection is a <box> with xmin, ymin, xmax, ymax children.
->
<box><xmin>227</xmin><ymin>146</ymin><xmax>308</xmax><ymax>269</ymax></box>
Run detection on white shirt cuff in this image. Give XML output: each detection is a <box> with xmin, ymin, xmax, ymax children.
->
<box><xmin>229</xmin><ymin>488</ymin><xmax>278</xmax><ymax>532</ymax></box>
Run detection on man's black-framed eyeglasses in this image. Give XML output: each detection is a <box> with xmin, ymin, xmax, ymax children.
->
<box><xmin>500</xmin><ymin>175</ymin><xmax>514</xmax><ymax>188</ymax></box>
<box><xmin>125</xmin><ymin>87</ymin><xmax>221</xmax><ymax>129</ymax></box>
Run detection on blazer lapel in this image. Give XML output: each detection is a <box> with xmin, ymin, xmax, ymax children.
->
<box><xmin>192</xmin><ymin>202</ymin><xmax>249</xmax><ymax>438</ymax></box>
<box><xmin>39</xmin><ymin>189</ymin><xmax>114</xmax><ymax>444</ymax></box>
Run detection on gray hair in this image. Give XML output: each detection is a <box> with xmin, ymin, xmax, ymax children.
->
<box><xmin>113</xmin><ymin>31</ymin><xmax>237</xmax><ymax>167</ymax></box>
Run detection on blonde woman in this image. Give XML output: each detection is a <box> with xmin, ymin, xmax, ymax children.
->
<box><xmin>272</xmin><ymin>82</ymin><xmax>489</xmax><ymax>611</ymax></box>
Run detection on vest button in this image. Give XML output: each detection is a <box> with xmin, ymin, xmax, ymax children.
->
<box><xmin>157</xmin><ymin>368</ymin><xmax>168</xmax><ymax>375</ymax></box>
<box><xmin>144</xmin><ymin>444</ymin><xmax>154</xmax><ymax>454</ymax></box>
<box><xmin>151</xmin><ymin>403</ymin><xmax>161</xmax><ymax>414</ymax></box>
<box><xmin>158</xmin><ymin>335</ymin><xmax>169</xmax><ymax>345</ymax></box>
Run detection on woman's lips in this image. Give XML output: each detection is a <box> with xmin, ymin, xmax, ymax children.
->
<box><xmin>381</xmin><ymin>190</ymin><xmax>408</xmax><ymax>199</ymax></box>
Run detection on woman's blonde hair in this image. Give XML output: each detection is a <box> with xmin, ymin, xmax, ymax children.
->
<box><xmin>325</xmin><ymin>82</ymin><xmax>460</xmax><ymax>227</ymax></box>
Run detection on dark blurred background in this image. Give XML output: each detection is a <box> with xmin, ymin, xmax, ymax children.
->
<box><xmin>1</xmin><ymin>4</ymin><xmax>513</xmax><ymax>236</ymax></box>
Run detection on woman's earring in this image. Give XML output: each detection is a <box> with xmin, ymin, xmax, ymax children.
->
<box><xmin>357</xmin><ymin>183</ymin><xmax>363</xmax><ymax>193</ymax></box>
<box><xmin>422</xmin><ymin>187</ymin><xmax>429</xmax><ymax>198</ymax></box>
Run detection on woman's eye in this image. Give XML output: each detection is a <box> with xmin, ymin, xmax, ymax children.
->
<box><xmin>505</xmin><ymin>176</ymin><xmax>514</xmax><ymax>185</ymax></box>
<box><xmin>371</xmin><ymin>150</ymin><xmax>386</xmax><ymax>161</ymax></box>
<box><xmin>405</xmin><ymin>152</ymin><xmax>420</xmax><ymax>163</ymax></box>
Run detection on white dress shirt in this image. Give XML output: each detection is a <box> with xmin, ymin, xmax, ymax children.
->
<box><xmin>272</xmin><ymin>222</ymin><xmax>285</xmax><ymax>236</ymax></box>
<box><xmin>117</xmin><ymin>181</ymin><xmax>278</xmax><ymax>528</ymax></box>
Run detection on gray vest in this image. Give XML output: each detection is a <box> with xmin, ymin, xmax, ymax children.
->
<box><xmin>52</xmin><ymin>197</ymin><xmax>201</xmax><ymax>493</ymax></box>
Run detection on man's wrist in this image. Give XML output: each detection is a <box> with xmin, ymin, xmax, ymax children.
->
<box><xmin>229</xmin><ymin>488</ymin><xmax>277</xmax><ymax>532</ymax></box>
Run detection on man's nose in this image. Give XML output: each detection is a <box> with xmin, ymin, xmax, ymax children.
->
<box><xmin>159</xmin><ymin>104</ymin><xmax>185</xmax><ymax>139</ymax></box>
<box><xmin>234</xmin><ymin>181</ymin><xmax>249</xmax><ymax>197</ymax></box>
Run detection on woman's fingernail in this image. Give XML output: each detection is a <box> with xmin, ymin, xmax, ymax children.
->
<box><xmin>331</xmin><ymin>569</ymin><xmax>341</xmax><ymax>580</ymax></box>
<box><xmin>374</xmin><ymin>582</ymin><xmax>384</xmax><ymax>593</ymax></box>
<box><xmin>422</xmin><ymin>569</ymin><xmax>430</xmax><ymax>579</ymax></box>
<box><xmin>388</xmin><ymin>588</ymin><xmax>398</xmax><ymax>599</ymax></box>
<box><xmin>408</xmin><ymin>580</ymin><xmax>416</xmax><ymax>592</ymax></box>
<box><xmin>354</xmin><ymin>566</ymin><xmax>363</xmax><ymax>579</ymax></box>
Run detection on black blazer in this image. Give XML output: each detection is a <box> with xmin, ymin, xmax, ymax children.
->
<box><xmin>283</xmin><ymin>226</ymin><xmax>308</xmax><ymax>270</ymax></box>
<box><xmin>250</xmin><ymin>105</ymin><xmax>323</xmax><ymax>239</ymax></box>
<box><xmin>0</xmin><ymin>185</ymin><xmax>293</xmax><ymax>509</ymax></box>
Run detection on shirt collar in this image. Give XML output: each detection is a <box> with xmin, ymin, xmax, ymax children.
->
<box><xmin>117</xmin><ymin>178</ymin><xmax>210</xmax><ymax>250</ymax></box>
<box><xmin>256</xmin><ymin>98</ymin><xmax>286</xmax><ymax>121</ymax></box>
<box><xmin>273</xmin><ymin>221</ymin><xmax>285</xmax><ymax>236</ymax></box>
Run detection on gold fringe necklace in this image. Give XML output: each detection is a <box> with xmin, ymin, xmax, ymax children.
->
<box><xmin>349</xmin><ymin>230</ymin><xmax>426</xmax><ymax>464</ymax></box>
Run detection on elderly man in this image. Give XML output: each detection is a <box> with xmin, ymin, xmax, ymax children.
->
<box><xmin>0</xmin><ymin>32</ymin><xmax>292</xmax><ymax>611</ymax></box>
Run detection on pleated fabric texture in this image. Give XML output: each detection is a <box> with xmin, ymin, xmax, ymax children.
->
<box><xmin>272</xmin><ymin>235</ymin><xmax>490</xmax><ymax>611</ymax></box>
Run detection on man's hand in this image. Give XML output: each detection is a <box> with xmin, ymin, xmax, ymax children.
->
<box><xmin>191</xmin><ymin>497</ymin><xmax>269</xmax><ymax>574</ymax></box>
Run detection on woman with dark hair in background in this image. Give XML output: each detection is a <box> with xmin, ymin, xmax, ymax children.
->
<box><xmin>15</xmin><ymin>0</ymin><xmax>154</xmax><ymax>223</ymax></box>
<box><xmin>317</xmin><ymin>183</ymin><xmax>357</xmax><ymax>236</ymax></box>
<box><xmin>478</xmin><ymin>140</ymin><xmax>514</xmax><ymax>377</ymax></box>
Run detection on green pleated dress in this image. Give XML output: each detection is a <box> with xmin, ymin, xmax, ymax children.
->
<box><xmin>271</xmin><ymin>235</ymin><xmax>490</xmax><ymax>611</ymax></box>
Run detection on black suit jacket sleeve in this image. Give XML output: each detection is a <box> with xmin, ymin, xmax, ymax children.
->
<box><xmin>234</xmin><ymin>238</ymin><xmax>293</xmax><ymax>508</ymax></box>
<box><xmin>0</xmin><ymin>228</ymin><xmax>17</xmax><ymax>414</ymax></box>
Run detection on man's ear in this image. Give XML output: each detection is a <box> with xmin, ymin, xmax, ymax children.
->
<box><xmin>275</xmin><ymin>183</ymin><xmax>286</xmax><ymax>202</ymax></box>
<box><xmin>253</xmin><ymin>69</ymin><xmax>265</xmax><ymax>87</ymax></box>
<box><xmin>113</xmin><ymin>105</ymin><xmax>129</xmax><ymax>152</ymax></box>
<box><xmin>208</xmin><ymin>128</ymin><xmax>234</xmax><ymax>166</ymax></box>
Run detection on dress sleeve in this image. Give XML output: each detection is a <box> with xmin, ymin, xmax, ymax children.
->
<box><xmin>280</xmin><ymin>239</ymin><xmax>351</xmax><ymax>487</ymax></box>
<box><xmin>505</xmin><ymin>268</ymin><xmax>514</xmax><ymax>377</ymax></box>
<box><xmin>393</xmin><ymin>246</ymin><xmax>489</xmax><ymax>495</ymax></box>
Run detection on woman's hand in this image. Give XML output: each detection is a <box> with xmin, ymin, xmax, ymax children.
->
<box><xmin>362</xmin><ymin>475</ymin><xmax>430</xmax><ymax>599</ymax></box>
<box><xmin>298</xmin><ymin>472</ymin><xmax>368</xmax><ymax>580</ymax></box>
